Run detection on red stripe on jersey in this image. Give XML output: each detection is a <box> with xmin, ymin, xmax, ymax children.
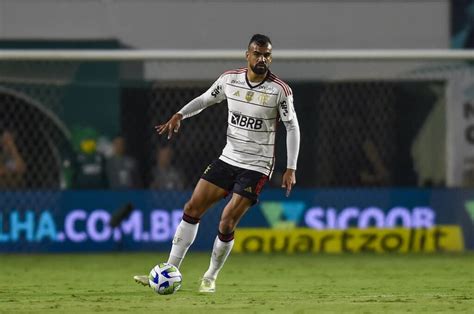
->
<box><xmin>269</xmin><ymin>74</ymin><xmax>291</xmax><ymax>96</ymax></box>
<box><xmin>222</xmin><ymin>68</ymin><xmax>246</xmax><ymax>76</ymax></box>
<box><xmin>269</xmin><ymin>74</ymin><xmax>292</xmax><ymax>96</ymax></box>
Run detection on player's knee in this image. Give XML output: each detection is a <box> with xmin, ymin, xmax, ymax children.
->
<box><xmin>219</xmin><ymin>219</ymin><xmax>237</xmax><ymax>234</ymax></box>
<box><xmin>183</xmin><ymin>201</ymin><xmax>201</xmax><ymax>220</ymax></box>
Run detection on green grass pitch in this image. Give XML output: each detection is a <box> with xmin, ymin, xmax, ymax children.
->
<box><xmin>0</xmin><ymin>253</ymin><xmax>472</xmax><ymax>313</ymax></box>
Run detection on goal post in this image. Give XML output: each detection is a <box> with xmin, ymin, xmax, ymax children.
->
<box><xmin>2</xmin><ymin>49</ymin><xmax>474</xmax><ymax>60</ymax></box>
<box><xmin>0</xmin><ymin>49</ymin><xmax>473</xmax><ymax>191</ymax></box>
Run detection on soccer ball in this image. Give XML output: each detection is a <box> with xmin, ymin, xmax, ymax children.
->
<box><xmin>148</xmin><ymin>263</ymin><xmax>182</xmax><ymax>295</ymax></box>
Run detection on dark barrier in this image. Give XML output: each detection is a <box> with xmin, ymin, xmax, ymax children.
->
<box><xmin>0</xmin><ymin>188</ymin><xmax>472</xmax><ymax>252</ymax></box>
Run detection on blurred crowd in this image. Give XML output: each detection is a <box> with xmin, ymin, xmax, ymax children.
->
<box><xmin>0</xmin><ymin>119</ymin><xmax>443</xmax><ymax>190</ymax></box>
<box><xmin>0</xmin><ymin>130</ymin><xmax>26</xmax><ymax>189</ymax></box>
<box><xmin>0</xmin><ymin>125</ymin><xmax>187</xmax><ymax>191</ymax></box>
<box><xmin>62</xmin><ymin>127</ymin><xmax>186</xmax><ymax>190</ymax></box>
<box><xmin>0</xmin><ymin>124</ymin><xmax>392</xmax><ymax>191</ymax></box>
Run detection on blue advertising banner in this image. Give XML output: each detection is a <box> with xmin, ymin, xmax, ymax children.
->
<box><xmin>0</xmin><ymin>188</ymin><xmax>473</xmax><ymax>252</ymax></box>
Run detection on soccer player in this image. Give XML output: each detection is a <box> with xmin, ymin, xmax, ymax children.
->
<box><xmin>134</xmin><ymin>34</ymin><xmax>300</xmax><ymax>293</ymax></box>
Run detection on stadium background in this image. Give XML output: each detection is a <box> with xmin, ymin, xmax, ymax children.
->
<box><xmin>0</xmin><ymin>0</ymin><xmax>473</xmax><ymax>254</ymax></box>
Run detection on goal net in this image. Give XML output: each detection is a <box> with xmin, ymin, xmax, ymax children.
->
<box><xmin>0</xmin><ymin>50</ymin><xmax>472</xmax><ymax>194</ymax></box>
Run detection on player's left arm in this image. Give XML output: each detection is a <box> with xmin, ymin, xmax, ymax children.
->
<box><xmin>278</xmin><ymin>92</ymin><xmax>300</xmax><ymax>197</ymax></box>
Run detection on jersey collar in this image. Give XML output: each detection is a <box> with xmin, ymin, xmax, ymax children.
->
<box><xmin>245</xmin><ymin>69</ymin><xmax>271</xmax><ymax>89</ymax></box>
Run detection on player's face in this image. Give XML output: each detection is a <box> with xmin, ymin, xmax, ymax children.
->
<box><xmin>246</xmin><ymin>42</ymin><xmax>272</xmax><ymax>75</ymax></box>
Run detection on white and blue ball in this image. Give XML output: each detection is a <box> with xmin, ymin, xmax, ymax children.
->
<box><xmin>148</xmin><ymin>263</ymin><xmax>182</xmax><ymax>295</ymax></box>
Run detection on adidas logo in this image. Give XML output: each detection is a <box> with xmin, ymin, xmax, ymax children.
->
<box><xmin>244</xmin><ymin>186</ymin><xmax>253</xmax><ymax>193</ymax></box>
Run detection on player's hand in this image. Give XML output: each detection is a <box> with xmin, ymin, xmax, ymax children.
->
<box><xmin>281</xmin><ymin>168</ymin><xmax>296</xmax><ymax>197</ymax></box>
<box><xmin>155</xmin><ymin>113</ymin><xmax>183</xmax><ymax>139</ymax></box>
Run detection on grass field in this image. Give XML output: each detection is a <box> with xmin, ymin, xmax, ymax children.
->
<box><xmin>0</xmin><ymin>253</ymin><xmax>473</xmax><ymax>313</ymax></box>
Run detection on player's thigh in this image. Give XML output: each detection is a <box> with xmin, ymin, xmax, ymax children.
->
<box><xmin>219</xmin><ymin>193</ymin><xmax>253</xmax><ymax>232</ymax></box>
<box><xmin>185</xmin><ymin>178</ymin><xmax>228</xmax><ymax>218</ymax></box>
<box><xmin>233</xmin><ymin>168</ymin><xmax>268</xmax><ymax>205</ymax></box>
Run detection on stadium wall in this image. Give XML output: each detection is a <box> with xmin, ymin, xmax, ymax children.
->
<box><xmin>0</xmin><ymin>188</ymin><xmax>471</xmax><ymax>253</ymax></box>
<box><xmin>0</xmin><ymin>0</ymin><xmax>449</xmax><ymax>49</ymax></box>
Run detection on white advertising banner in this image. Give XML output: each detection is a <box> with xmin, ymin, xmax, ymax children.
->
<box><xmin>447</xmin><ymin>68</ymin><xmax>474</xmax><ymax>186</ymax></box>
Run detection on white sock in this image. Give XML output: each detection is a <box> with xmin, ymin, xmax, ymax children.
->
<box><xmin>167</xmin><ymin>220</ymin><xmax>199</xmax><ymax>268</ymax></box>
<box><xmin>203</xmin><ymin>236</ymin><xmax>234</xmax><ymax>280</ymax></box>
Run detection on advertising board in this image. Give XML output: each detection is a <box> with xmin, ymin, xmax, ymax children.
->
<box><xmin>0</xmin><ymin>189</ymin><xmax>472</xmax><ymax>252</ymax></box>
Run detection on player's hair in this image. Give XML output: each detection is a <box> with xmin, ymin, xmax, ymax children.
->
<box><xmin>248</xmin><ymin>34</ymin><xmax>272</xmax><ymax>49</ymax></box>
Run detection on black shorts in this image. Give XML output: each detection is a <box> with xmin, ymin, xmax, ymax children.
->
<box><xmin>201</xmin><ymin>159</ymin><xmax>268</xmax><ymax>204</ymax></box>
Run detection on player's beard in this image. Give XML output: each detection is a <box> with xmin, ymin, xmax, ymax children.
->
<box><xmin>252</xmin><ymin>62</ymin><xmax>268</xmax><ymax>75</ymax></box>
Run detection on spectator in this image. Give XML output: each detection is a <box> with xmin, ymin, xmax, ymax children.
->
<box><xmin>359</xmin><ymin>138</ymin><xmax>391</xmax><ymax>186</ymax></box>
<box><xmin>150</xmin><ymin>145</ymin><xmax>184</xmax><ymax>190</ymax></box>
<box><xmin>106</xmin><ymin>136</ymin><xmax>141</xmax><ymax>189</ymax></box>
<box><xmin>71</xmin><ymin>127</ymin><xmax>108</xmax><ymax>189</ymax></box>
<box><xmin>0</xmin><ymin>130</ymin><xmax>26</xmax><ymax>189</ymax></box>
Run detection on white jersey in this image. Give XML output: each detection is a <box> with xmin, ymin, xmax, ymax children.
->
<box><xmin>197</xmin><ymin>68</ymin><xmax>297</xmax><ymax>176</ymax></box>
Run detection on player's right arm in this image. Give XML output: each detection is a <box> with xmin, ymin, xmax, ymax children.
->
<box><xmin>155</xmin><ymin>75</ymin><xmax>227</xmax><ymax>139</ymax></box>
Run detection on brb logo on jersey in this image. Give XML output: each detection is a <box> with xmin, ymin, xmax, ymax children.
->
<box><xmin>231</xmin><ymin>113</ymin><xmax>263</xmax><ymax>130</ymax></box>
